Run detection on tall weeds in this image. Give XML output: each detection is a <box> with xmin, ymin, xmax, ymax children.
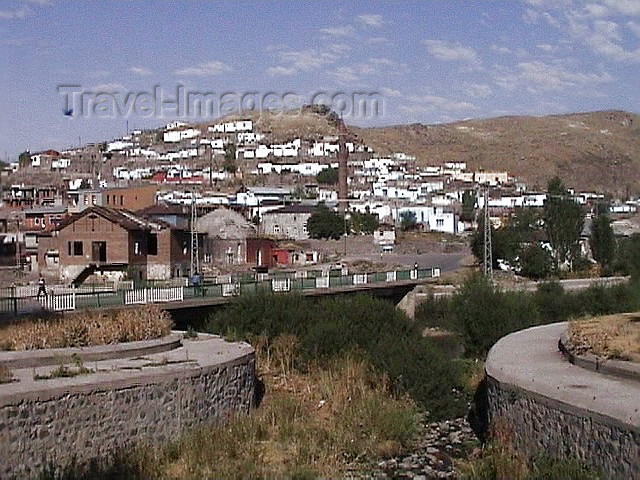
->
<box><xmin>0</xmin><ymin>306</ymin><xmax>172</xmax><ymax>351</ymax></box>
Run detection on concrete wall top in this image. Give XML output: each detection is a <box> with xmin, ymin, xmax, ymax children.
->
<box><xmin>0</xmin><ymin>333</ymin><xmax>254</xmax><ymax>407</ymax></box>
<box><xmin>485</xmin><ymin>322</ymin><xmax>640</xmax><ymax>431</ymax></box>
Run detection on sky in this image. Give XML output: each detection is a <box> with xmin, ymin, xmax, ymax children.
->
<box><xmin>1</xmin><ymin>0</ymin><xmax>639</xmax><ymax>159</ymax></box>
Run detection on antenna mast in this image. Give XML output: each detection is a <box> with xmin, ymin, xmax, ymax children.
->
<box><xmin>190</xmin><ymin>193</ymin><xmax>199</xmax><ymax>275</ymax></box>
<box><xmin>483</xmin><ymin>188</ymin><xmax>493</xmax><ymax>281</ymax></box>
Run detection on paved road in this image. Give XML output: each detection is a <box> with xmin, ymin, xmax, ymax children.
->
<box><xmin>344</xmin><ymin>252</ymin><xmax>468</xmax><ymax>273</ymax></box>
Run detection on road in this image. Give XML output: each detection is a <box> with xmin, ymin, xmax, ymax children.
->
<box><xmin>344</xmin><ymin>252</ymin><xmax>468</xmax><ymax>273</ymax></box>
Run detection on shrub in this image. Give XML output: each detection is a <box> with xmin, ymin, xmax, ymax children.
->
<box><xmin>206</xmin><ymin>292</ymin><xmax>467</xmax><ymax>419</ymax></box>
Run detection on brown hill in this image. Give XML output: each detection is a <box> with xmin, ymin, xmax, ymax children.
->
<box><xmin>353</xmin><ymin>110</ymin><xmax>640</xmax><ymax>196</ymax></box>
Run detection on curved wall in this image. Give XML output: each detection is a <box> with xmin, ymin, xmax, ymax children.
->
<box><xmin>0</xmin><ymin>335</ymin><xmax>255</xmax><ymax>479</ymax></box>
<box><xmin>485</xmin><ymin>322</ymin><xmax>639</xmax><ymax>480</ymax></box>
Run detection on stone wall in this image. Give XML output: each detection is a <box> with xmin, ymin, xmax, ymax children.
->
<box><xmin>487</xmin><ymin>378</ymin><xmax>639</xmax><ymax>479</ymax></box>
<box><xmin>485</xmin><ymin>323</ymin><xmax>640</xmax><ymax>480</ymax></box>
<box><xmin>0</xmin><ymin>340</ymin><xmax>255</xmax><ymax>479</ymax></box>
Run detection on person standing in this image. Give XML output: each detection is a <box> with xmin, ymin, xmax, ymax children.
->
<box><xmin>37</xmin><ymin>275</ymin><xmax>47</xmax><ymax>299</ymax></box>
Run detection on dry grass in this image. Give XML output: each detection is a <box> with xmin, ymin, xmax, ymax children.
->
<box><xmin>569</xmin><ymin>312</ymin><xmax>640</xmax><ymax>362</ymax></box>
<box><xmin>0</xmin><ymin>306</ymin><xmax>173</xmax><ymax>351</ymax></box>
<box><xmin>134</xmin><ymin>333</ymin><xmax>419</xmax><ymax>479</ymax></box>
<box><xmin>457</xmin><ymin>420</ymin><xmax>600</xmax><ymax>480</ymax></box>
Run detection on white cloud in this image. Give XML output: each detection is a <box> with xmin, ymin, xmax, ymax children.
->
<box><xmin>381</xmin><ymin>87</ymin><xmax>403</xmax><ymax>98</ymax></box>
<box><xmin>536</xmin><ymin>43</ymin><xmax>558</xmax><ymax>52</ymax></box>
<box><xmin>402</xmin><ymin>93</ymin><xmax>477</xmax><ymax>112</ymax></box>
<box><xmin>494</xmin><ymin>61</ymin><xmax>612</xmax><ymax>94</ymax></box>
<box><xmin>491</xmin><ymin>45</ymin><xmax>513</xmax><ymax>55</ymax></box>
<box><xmin>463</xmin><ymin>82</ymin><xmax>493</xmax><ymax>98</ymax></box>
<box><xmin>319</xmin><ymin>25</ymin><xmax>355</xmax><ymax>37</ymax></box>
<box><xmin>175</xmin><ymin>60</ymin><xmax>232</xmax><ymax>76</ymax></box>
<box><xmin>329</xmin><ymin>66</ymin><xmax>360</xmax><ymax>83</ymax></box>
<box><xmin>267</xmin><ymin>44</ymin><xmax>349</xmax><ymax>76</ymax></box>
<box><xmin>628</xmin><ymin>20</ymin><xmax>640</xmax><ymax>36</ymax></box>
<box><xmin>601</xmin><ymin>0</ymin><xmax>640</xmax><ymax>16</ymax></box>
<box><xmin>423</xmin><ymin>39</ymin><xmax>480</xmax><ymax>64</ymax></box>
<box><xmin>130</xmin><ymin>66</ymin><xmax>152</xmax><ymax>76</ymax></box>
<box><xmin>357</xmin><ymin>14</ymin><xmax>383</xmax><ymax>27</ymax></box>
<box><xmin>266</xmin><ymin>66</ymin><xmax>297</xmax><ymax>76</ymax></box>
<box><xmin>0</xmin><ymin>7</ymin><xmax>28</xmax><ymax>20</ymax></box>
<box><xmin>569</xmin><ymin>13</ymin><xmax>640</xmax><ymax>61</ymax></box>
<box><xmin>367</xmin><ymin>36</ymin><xmax>390</xmax><ymax>45</ymax></box>
<box><xmin>327</xmin><ymin>57</ymin><xmax>402</xmax><ymax>84</ymax></box>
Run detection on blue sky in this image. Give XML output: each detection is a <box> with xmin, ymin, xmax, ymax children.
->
<box><xmin>1</xmin><ymin>0</ymin><xmax>639</xmax><ymax>159</ymax></box>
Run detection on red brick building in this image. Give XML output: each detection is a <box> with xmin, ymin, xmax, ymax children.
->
<box><xmin>38</xmin><ymin>206</ymin><xmax>191</xmax><ymax>283</ymax></box>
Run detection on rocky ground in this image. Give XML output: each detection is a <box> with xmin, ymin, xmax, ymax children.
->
<box><xmin>352</xmin><ymin>417</ymin><xmax>479</xmax><ymax>479</ymax></box>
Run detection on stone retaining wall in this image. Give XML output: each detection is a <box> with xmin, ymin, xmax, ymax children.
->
<box><xmin>0</xmin><ymin>336</ymin><xmax>255</xmax><ymax>479</ymax></box>
<box><xmin>486</xmin><ymin>377</ymin><xmax>639</xmax><ymax>479</ymax></box>
<box><xmin>485</xmin><ymin>323</ymin><xmax>639</xmax><ymax>480</ymax></box>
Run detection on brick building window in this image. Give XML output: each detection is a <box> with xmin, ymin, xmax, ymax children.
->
<box><xmin>148</xmin><ymin>234</ymin><xmax>158</xmax><ymax>255</ymax></box>
<box><xmin>134</xmin><ymin>241</ymin><xmax>141</xmax><ymax>255</ymax></box>
<box><xmin>70</xmin><ymin>241</ymin><xmax>83</xmax><ymax>256</ymax></box>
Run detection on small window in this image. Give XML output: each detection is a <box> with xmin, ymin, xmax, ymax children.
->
<box><xmin>134</xmin><ymin>241</ymin><xmax>141</xmax><ymax>255</ymax></box>
<box><xmin>68</xmin><ymin>241</ymin><xmax>72</xmax><ymax>256</ymax></box>
<box><xmin>436</xmin><ymin>219</ymin><xmax>444</xmax><ymax>227</ymax></box>
<box><xmin>120</xmin><ymin>195</ymin><xmax>124</xmax><ymax>206</ymax></box>
<box><xmin>73</xmin><ymin>241</ymin><xmax>83</xmax><ymax>256</ymax></box>
<box><xmin>274</xmin><ymin>225</ymin><xmax>280</xmax><ymax>234</ymax></box>
<box><xmin>148</xmin><ymin>234</ymin><xmax>158</xmax><ymax>255</ymax></box>
<box><xmin>34</xmin><ymin>217</ymin><xmax>40</xmax><ymax>225</ymax></box>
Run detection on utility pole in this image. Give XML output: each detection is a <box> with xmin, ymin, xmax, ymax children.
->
<box><xmin>190</xmin><ymin>192</ymin><xmax>199</xmax><ymax>276</ymax></box>
<box><xmin>483</xmin><ymin>187</ymin><xmax>493</xmax><ymax>282</ymax></box>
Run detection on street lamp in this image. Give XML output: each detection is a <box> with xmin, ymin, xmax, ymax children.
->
<box><xmin>343</xmin><ymin>213</ymin><xmax>350</xmax><ymax>256</ymax></box>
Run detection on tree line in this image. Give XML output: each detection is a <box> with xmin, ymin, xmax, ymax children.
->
<box><xmin>470</xmin><ymin>176</ymin><xmax>637</xmax><ymax>279</ymax></box>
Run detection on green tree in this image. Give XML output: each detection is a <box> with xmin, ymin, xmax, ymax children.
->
<box><xmin>400</xmin><ymin>211</ymin><xmax>418</xmax><ymax>231</ymax></box>
<box><xmin>590</xmin><ymin>213</ymin><xmax>616</xmax><ymax>273</ymax></box>
<box><xmin>18</xmin><ymin>151</ymin><xmax>31</xmax><ymax>169</ymax></box>
<box><xmin>543</xmin><ymin>177</ymin><xmax>584</xmax><ymax>272</ymax></box>
<box><xmin>223</xmin><ymin>143</ymin><xmax>237</xmax><ymax>175</ymax></box>
<box><xmin>614</xmin><ymin>234</ymin><xmax>640</xmax><ymax>280</ymax></box>
<box><xmin>460</xmin><ymin>189</ymin><xmax>476</xmax><ymax>222</ymax></box>
<box><xmin>350</xmin><ymin>211</ymin><xmax>379</xmax><ymax>234</ymax></box>
<box><xmin>470</xmin><ymin>216</ymin><xmax>520</xmax><ymax>269</ymax></box>
<box><xmin>316</xmin><ymin>167</ymin><xmax>338</xmax><ymax>185</ymax></box>
<box><xmin>307</xmin><ymin>205</ymin><xmax>345</xmax><ymax>240</ymax></box>
<box><xmin>519</xmin><ymin>243</ymin><xmax>553</xmax><ymax>280</ymax></box>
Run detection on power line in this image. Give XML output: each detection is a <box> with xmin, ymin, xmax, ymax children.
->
<box><xmin>483</xmin><ymin>188</ymin><xmax>493</xmax><ymax>282</ymax></box>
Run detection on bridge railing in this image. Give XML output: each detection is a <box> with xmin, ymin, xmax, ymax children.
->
<box><xmin>0</xmin><ymin>267</ymin><xmax>440</xmax><ymax>316</ymax></box>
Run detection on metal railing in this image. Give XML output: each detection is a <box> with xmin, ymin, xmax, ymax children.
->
<box><xmin>0</xmin><ymin>267</ymin><xmax>441</xmax><ymax>316</ymax></box>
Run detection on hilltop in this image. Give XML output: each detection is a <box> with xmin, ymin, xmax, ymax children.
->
<box><xmin>210</xmin><ymin>108</ymin><xmax>639</xmax><ymax>195</ymax></box>
<box><xmin>352</xmin><ymin>110</ymin><xmax>640</xmax><ymax>196</ymax></box>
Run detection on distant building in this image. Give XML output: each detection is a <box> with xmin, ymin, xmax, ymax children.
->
<box><xmin>374</xmin><ymin>223</ymin><xmax>396</xmax><ymax>250</ymax></box>
<box><xmin>68</xmin><ymin>185</ymin><xmax>157</xmax><ymax>213</ymax></box>
<box><xmin>261</xmin><ymin>205</ymin><xmax>316</xmax><ymax>240</ymax></box>
<box><xmin>197</xmin><ymin>208</ymin><xmax>256</xmax><ymax>265</ymax></box>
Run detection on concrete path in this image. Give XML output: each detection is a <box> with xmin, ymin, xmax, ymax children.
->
<box><xmin>485</xmin><ymin>322</ymin><xmax>640</xmax><ymax>428</ymax></box>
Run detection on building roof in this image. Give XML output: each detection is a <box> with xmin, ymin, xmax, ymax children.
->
<box><xmin>197</xmin><ymin>208</ymin><xmax>256</xmax><ymax>239</ymax></box>
<box><xmin>56</xmin><ymin>206</ymin><xmax>163</xmax><ymax>232</ymax></box>
<box><xmin>137</xmin><ymin>203</ymin><xmax>188</xmax><ymax>217</ymax></box>
<box><xmin>23</xmin><ymin>206</ymin><xmax>68</xmax><ymax>216</ymax></box>
<box><xmin>263</xmin><ymin>204</ymin><xmax>317</xmax><ymax>215</ymax></box>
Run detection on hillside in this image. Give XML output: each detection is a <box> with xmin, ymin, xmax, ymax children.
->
<box><xmin>352</xmin><ymin>110</ymin><xmax>640</xmax><ymax>196</ymax></box>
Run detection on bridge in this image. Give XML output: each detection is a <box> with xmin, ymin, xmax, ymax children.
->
<box><xmin>0</xmin><ymin>267</ymin><xmax>441</xmax><ymax>320</ymax></box>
